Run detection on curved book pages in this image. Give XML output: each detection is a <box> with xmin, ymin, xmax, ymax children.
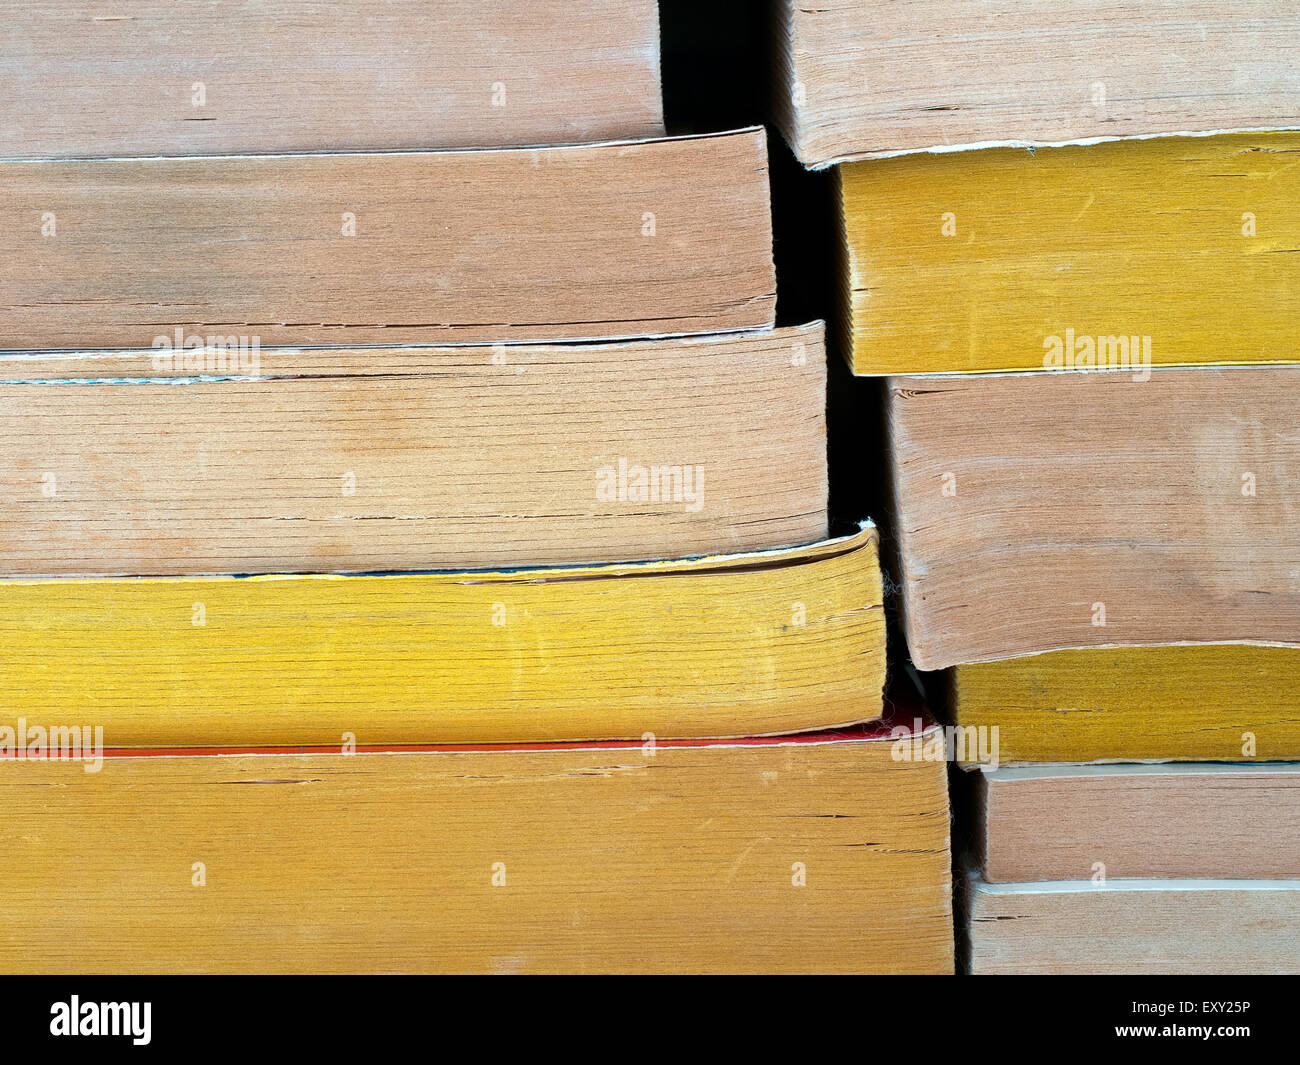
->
<box><xmin>0</xmin><ymin>724</ymin><xmax>951</xmax><ymax>974</ymax></box>
<box><xmin>773</xmin><ymin>0</ymin><xmax>1300</xmax><ymax>167</ymax></box>
<box><xmin>0</xmin><ymin>0</ymin><xmax>664</xmax><ymax>156</ymax></box>
<box><xmin>838</xmin><ymin>132</ymin><xmax>1300</xmax><ymax>375</ymax></box>
<box><xmin>976</xmin><ymin>764</ymin><xmax>1300</xmax><ymax>882</ymax></box>
<box><xmin>0</xmin><ymin>324</ymin><xmax>827</xmax><ymax>575</ymax></box>
<box><xmin>0</xmin><ymin>526</ymin><xmax>884</xmax><ymax>746</ymax></box>
<box><xmin>0</xmin><ymin>129</ymin><xmax>776</xmax><ymax>350</ymax></box>
<box><xmin>954</xmin><ymin>646</ymin><xmax>1300</xmax><ymax>764</ymax></box>
<box><xmin>887</xmin><ymin>370</ymin><xmax>1300</xmax><ymax>669</ymax></box>
<box><xmin>967</xmin><ymin>878</ymin><xmax>1300</xmax><ymax>975</ymax></box>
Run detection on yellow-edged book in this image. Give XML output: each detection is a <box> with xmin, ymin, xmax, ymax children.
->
<box><xmin>0</xmin><ymin>527</ymin><xmax>884</xmax><ymax>746</ymax></box>
<box><xmin>954</xmin><ymin>645</ymin><xmax>1300</xmax><ymax>765</ymax></box>
<box><xmin>0</xmin><ymin>724</ymin><xmax>953</xmax><ymax>974</ymax></box>
<box><xmin>839</xmin><ymin>132</ymin><xmax>1299</xmax><ymax>375</ymax></box>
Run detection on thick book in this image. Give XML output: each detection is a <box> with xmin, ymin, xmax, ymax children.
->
<box><xmin>0</xmin><ymin>324</ymin><xmax>826</xmax><ymax>575</ymax></box>
<box><xmin>0</xmin><ymin>527</ymin><xmax>884</xmax><ymax>746</ymax></box>
<box><xmin>968</xmin><ymin>878</ymin><xmax>1300</xmax><ymax>975</ymax></box>
<box><xmin>0</xmin><ymin>128</ymin><xmax>775</xmax><ymax>350</ymax></box>
<box><xmin>887</xmin><ymin>369</ymin><xmax>1300</xmax><ymax>669</ymax></box>
<box><xmin>837</xmin><ymin>132</ymin><xmax>1299</xmax><ymax>375</ymax></box>
<box><xmin>773</xmin><ymin>0</ymin><xmax>1299</xmax><ymax>167</ymax></box>
<box><xmin>0</xmin><ymin>726</ymin><xmax>953</xmax><ymax>974</ymax></box>
<box><xmin>1</xmin><ymin>0</ymin><xmax>663</xmax><ymax>156</ymax></box>
<box><xmin>976</xmin><ymin>764</ymin><xmax>1300</xmax><ymax>881</ymax></box>
<box><xmin>954</xmin><ymin>646</ymin><xmax>1300</xmax><ymax>764</ymax></box>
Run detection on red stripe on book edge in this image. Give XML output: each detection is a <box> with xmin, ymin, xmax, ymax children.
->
<box><xmin>0</xmin><ymin>711</ymin><xmax>936</xmax><ymax>759</ymax></box>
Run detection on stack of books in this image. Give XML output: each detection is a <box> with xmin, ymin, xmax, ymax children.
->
<box><xmin>0</xmin><ymin>2</ymin><xmax>953</xmax><ymax>973</ymax></box>
<box><xmin>775</xmin><ymin>0</ymin><xmax>1299</xmax><ymax>973</ymax></box>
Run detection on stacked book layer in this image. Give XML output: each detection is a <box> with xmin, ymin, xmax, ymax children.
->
<box><xmin>772</xmin><ymin>0</ymin><xmax>1300</xmax><ymax>974</ymax></box>
<box><xmin>0</xmin><ymin>1</ymin><xmax>953</xmax><ymax>974</ymax></box>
